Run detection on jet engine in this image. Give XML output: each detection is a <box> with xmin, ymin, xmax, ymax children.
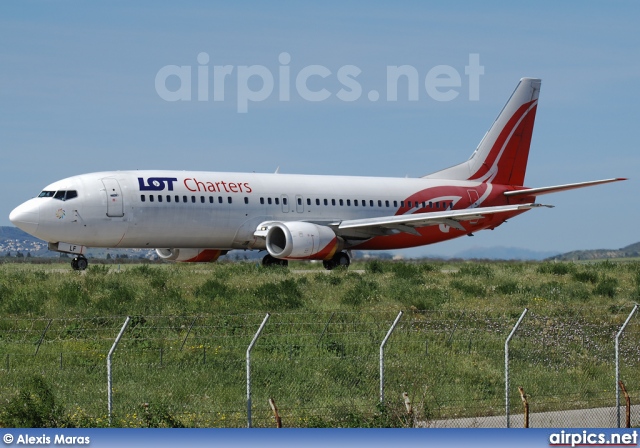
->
<box><xmin>263</xmin><ymin>221</ymin><xmax>343</xmax><ymax>260</ymax></box>
<box><xmin>155</xmin><ymin>248</ymin><xmax>224</xmax><ymax>262</ymax></box>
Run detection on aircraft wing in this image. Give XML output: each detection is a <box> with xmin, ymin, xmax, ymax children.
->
<box><xmin>504</xmin><ymin>178</ymin><xmax>626</xmax><ymax>197</ymax></box>
<box><xmin>333</xmin><ymin>203</ymin><xmax>550</xmax><ymax>237</ymax></box>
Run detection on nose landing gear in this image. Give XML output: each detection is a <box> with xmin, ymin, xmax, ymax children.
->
<box><xmin>71</xmin><ymin>256</ymin><xmax>88</xmax><ymax>271</ymax></box>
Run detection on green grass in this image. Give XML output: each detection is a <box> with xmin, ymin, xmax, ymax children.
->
<box><xmin>0</xmin><ymin>259</ymin><xmax>638</xmax><ymax>427</ymax></box>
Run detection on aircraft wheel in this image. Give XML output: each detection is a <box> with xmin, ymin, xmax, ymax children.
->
<box><xmin>72</xmin><ymin>256</ymin><xmax>88</xmax><ymax>271</ymax></box>
<box><xmin>76</xmin><ymin>256</ymin><xmax>88</xmax><ymax>270</ymax></box>
<box><xmin>322</xmin><ymin>259</ymin><xmax>336</xmax><ymax>270</ymax></box>
<box><xmin>335</xmin><ymin>252</ymin><xmax>350</xmax><ymax>269</ymax></box>
<box><xmin>323</xmin><ymin>252</ymin><xmax>350</xmax><ymax>270</ymax></box>
<box><xmin>262</xmin><ymin>254</ymin><xmax>288</xmax><ymax>267</ymax></box>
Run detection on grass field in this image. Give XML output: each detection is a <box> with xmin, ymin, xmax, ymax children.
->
<box><xmin>0</xmin><ymin>259</ymin><xmax>638</xmax><ymax>427</ymax></box>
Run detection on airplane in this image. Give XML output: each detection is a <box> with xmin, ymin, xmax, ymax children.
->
<box><xmin>9</xmin><ymin>78</ymin><xmax>625</xmax><ymax>271</ymax></box>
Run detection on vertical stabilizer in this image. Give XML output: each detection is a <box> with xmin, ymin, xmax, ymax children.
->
<box><xmin>424</xmin><ymin>78</ymin><xmax>541</xmax><ymax>186</ymax></box>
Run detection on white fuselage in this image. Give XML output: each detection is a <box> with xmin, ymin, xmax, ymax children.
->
<box><xmin>11</xmin><ymin>170</ymin><xmax>496</xmax><ymax>251</ymax></box>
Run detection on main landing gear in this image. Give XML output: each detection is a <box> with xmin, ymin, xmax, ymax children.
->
<box><xmin>261</xmin><ymin>251</ymin><xmax>351</xmax><ymax>270</ymax></box>
<box><xmin>262</xmin><ymin>254</ymin><xmax>289</xmax><ymax>267</ymax></box>
<box><xmin>322</xmin><ymin>251</ymin><xmax>350</xmax><ymax>271</ymax></box>
<box><xmin>71</xmin><ymin>255</ymin><xmax>88</xmax><ymax>271</ymax></box>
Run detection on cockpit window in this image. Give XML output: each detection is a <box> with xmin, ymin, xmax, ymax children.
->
<box><xmin>40</xmin><ymin>190</ymin><xmax>78</xmax><ymax>201</ymax></box>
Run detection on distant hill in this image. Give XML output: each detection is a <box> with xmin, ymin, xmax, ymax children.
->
<box><xmin>450</xmin><ymin>246</ymin><xmax>559</xmax><ymax>261</ymax></box>
<box><xmin>0</xmin><ymin>226</ymin><xmax>155</xmax><ymax>260</ymax></box>
<box><xmin>547</xmin><ymin>242</ymin><xmax>640</xmax><ymax>261</ymax></box>
<box><xmin>2</xmin><ymin>226</ymin><xmax>636</xmax><ymax>263</ymax></box>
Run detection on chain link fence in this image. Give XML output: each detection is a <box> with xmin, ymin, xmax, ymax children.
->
<box><xmin>0</xmin><ymin>307</ymin><xmax>638</xmax><ymax>428</ymax></box>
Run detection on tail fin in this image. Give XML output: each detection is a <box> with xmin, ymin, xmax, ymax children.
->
<box><xmin>424</xmin><ymin>77</ymin><xmax>541</xmax><ymax>186</ymax></box>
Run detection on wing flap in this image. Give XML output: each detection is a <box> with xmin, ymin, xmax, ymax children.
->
<box><xmin>336</xmin><ymin>203</ymin><xmax>549</xmax><ymax>235</ymax></box>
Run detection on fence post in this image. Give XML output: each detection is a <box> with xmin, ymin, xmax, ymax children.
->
<box><xmin>505</xmin><ymin>308</ymin><xmax>528</xmax><ymax>428</ymax></box>
<box><xmin>380</xmin><ymin>311</ymin><xmax>403</xmax><ymax>405</ymax></box>
<box><xmin>616</xmin><ymin>304</ymin><xmax>638</xmax><ymax>428</ymax></box>
<box><xmin>618</xmin><ymin>381</ymin><xmax>631</xmax><ymax>428</ymax></box>
<box><xmin>269</xmin><ymin>397</ymin><xmax>282</xmax><ymax>428</ymax></box>
<box><xmin>247</xmin><ymin>313</ymin><xmax>270</xmax><ymax>428</ymax></box>
<box><xmin>518</xmin><ymin>386</ymin><xmax>529</xmax><ymax>428</ymax></box>
<box><xmin>108</xmin><ymin>316</ymin><xmax>131</xmax><ymax>426</ymax></box>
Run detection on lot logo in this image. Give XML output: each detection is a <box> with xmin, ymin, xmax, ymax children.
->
<box><xmin>138</xmin><ymin>177</ymin><xmax>178</xmax><ymax>191</ymax></box>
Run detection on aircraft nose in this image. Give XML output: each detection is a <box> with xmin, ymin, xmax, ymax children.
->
<box><xmin>9</xmin><ymin>200</ymin><xmax>40</xmax><ymax>236</ymax></box>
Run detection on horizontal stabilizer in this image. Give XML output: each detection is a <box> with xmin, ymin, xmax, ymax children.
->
<box><xmin>504</xmin><ymin>178</ymin><xmax>626</xmax><ymax>197</ymax></box>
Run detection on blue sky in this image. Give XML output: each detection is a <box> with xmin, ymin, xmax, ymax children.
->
<box><xmin>1</xmin><ymin>1</ymin><xmax>638</xmax><ymax>257</ymax></box>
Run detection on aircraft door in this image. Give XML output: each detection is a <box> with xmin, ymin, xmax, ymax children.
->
<box><xmin>102</xmin><ymin>178</ymin><xmax>124</xmax><ymax>217</ymax></box>
<box><xmin>281</xmin><ymin>195</ymin><xmax>289</xmax><ymax>213</ymax></box>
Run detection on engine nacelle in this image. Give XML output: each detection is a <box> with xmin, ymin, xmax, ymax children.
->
<box><xmin>155</xmin><ymin>248</ymin><xmax>224</xmax><ymax>263</ymax></box>
<box><xmin>264</xmin><ymin>222</ymin><xmax>343</xmax><ymax>260</ymax></box>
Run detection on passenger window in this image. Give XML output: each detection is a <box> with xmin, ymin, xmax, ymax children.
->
<box><xmin>183</xmin><ymin>196</ymin><xmax>188</xmax><ymax>203</ymax></box>
<box><xmin>260</xmin><ymin>197</ymin><xmax>264</xmax><ymax>205</ymax></box>
<box><xmin>166</xmin><ymin>195</ymin><xmax>171</xmax><ymax>203</ymax></box>
<box><xmin>218</xmin><ymin>196</ymin><xmax>223</xmax><ymax>204</ymax></box>
<box><xmin>191</xmin><ymin>196</ymin><xmax>196</xmax><ymax>203</ymax></box>
<box><xmin>140</xmin><ymin>195</ymin><xmax>145</xmax><ymax>202</ymax></box>
<box><xmin>347</xmin><ymin>199</ymin><xmax>351</xmax><ymax>206</ymax></box>
<box><xmin>244</xmin><ymin>197</ymin><xmax>249</xmax><ymax>204</ymax></box>
<box><xmin>158</xmin><ymin>195</ymin><xmax>162</xmax><ymax>203</ymax></box>
<box><xmin>150</xmin><ymin>195</ymin><xmax>154</xmax><ymax>203</ymax></box>
<box><xmin>228</xmin><ymin>197</ymin><xmax>232</xmax><ymax>204</ymax></box>
<box><xmin>268</xmin><ymin>197</ymin><xmax>272</xmax><ymax>205</ymax></box>
<box><xmin>332</xmin><ymin>199</ymin><xmax>336</xmax><ymax>206</ymax></box>
<box><xmin>354</xmin><ymin>200</ymin><xmax>358</xmax><ymax>206</ymax></box>
<box><xmin>436</xmin><ymin>202</ymin><xmax>440</xmax><ymax>208</ymax></box>
<box><xmin>385</xmin><ymin>200</ymin><xmax>390</xmax><ymax>207</ymax></box>
<box><xmin>339</xmin><ymin>199</ymin><xmax>344</xmax><ymax>206</ymax></box>
<box><xmin>283</xmin><ymin>197</ymin><xmax>288</xmax><ymax>205</ymax></box>
<box><xmin>297</xmin><ymin>197</ymin><xmax>302</xmax><ymax>206</ymax></box>
<box><xmin>275</xmin><ymin>198</ymin><xmax>279</xmax><ymax>205</ymax></box>
<box><xmin>394</xmin><ymin>201</ymin><xmax>398</xmax><ymax>208</ymax></box>
<box><xmin>370</xmin><ymin>200</ymin><xmax>374</xmax><ymax>207</ymax></box>
<box><xmin>378</xmin><ymin>200</ymin><xmax>382</xmax><ymax>207</ymax></box>
<box><xmin>324</xmin><ymin>199</ymin><xmax>328</xmax><ymax>206</ymax></box>
<box><xmin>209</xmin><ymin>196</ymin><xmax>214</xmax><ymax>204</ymax></box>
<box><xmin>200</xmin><ymin>196</ymin><xmax>205</xmax><ymax>203</ymax></box>
<box><xmin>307</xmin><ymin>198</ymin><xmax>312</xmax><ymax>206</ymax></box>
<box><xmin>316</xmin><ymin>199</ymin><xmax>320</xmax><ymax>206</ymax></box>
<box><xmin>175</xmin><ymin>195</ymin><xmax>180</xmax><ymax>203</ymax></box>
